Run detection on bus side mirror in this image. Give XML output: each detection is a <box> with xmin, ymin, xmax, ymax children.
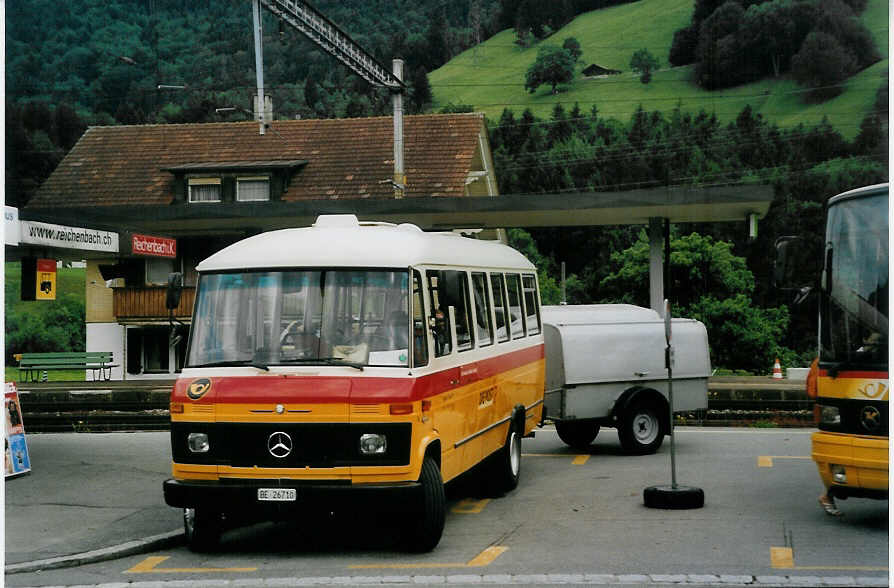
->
<box><xmin>773</xmin><ymin>236</ymin><xmax>800</xmax><ymax>289</ymax></box>
<box><xmin>774</xmin><ymin>236</ymin><xmax>822</xmax><ymax>304</ymax></box>
<box><xmin>166</xmin><ymin>272</ymin><xmax>183</xmax><ymax>310</ymax></box>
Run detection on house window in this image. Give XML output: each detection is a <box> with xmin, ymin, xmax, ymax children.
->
<box><xmin>188</xmin><ymin>178</ymin><xmax>221</xmax><ymax>203</ymax></box>
<box><xmin>145</xmin><ymin>258</ymin><xmax>175</xmax><ymax>285</ymax></box>
<box><xmin>236</xmin><ymin>176</ymin><xmax>270</xmax><ymax>202</ymax></box>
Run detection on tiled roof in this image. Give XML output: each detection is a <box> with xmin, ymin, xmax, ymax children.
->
<box><xmin>28</xmin><ymin>113</ymin><xmax>487</xmax><ymax>208</ymax></box>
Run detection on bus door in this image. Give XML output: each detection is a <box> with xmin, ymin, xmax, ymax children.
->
<box><xmin>425</xmin><ymin>269</ymin><xmax>471</xmax><ymax>481</ymax></box>
<box><xmin>467</xmin><ymin>271</ymin><xmax>502</xmax><ymax>459</ymax></box>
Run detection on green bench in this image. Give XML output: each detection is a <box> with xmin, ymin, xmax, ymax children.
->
<box><xmin>15</xmin><ymin>352</ymin><xmax>118</xmax><ymax>382</ymax></box>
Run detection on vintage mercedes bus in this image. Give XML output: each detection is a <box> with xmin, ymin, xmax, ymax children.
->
<box><xmin>163</xmin><ymin>215</ymin><xmax>545</xmax><ymax>551</ymax></box>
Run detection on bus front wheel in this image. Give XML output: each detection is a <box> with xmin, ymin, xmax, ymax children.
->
<box><xmin>406</xmin><ymin>456</ymin><xmax>446</xmax><ymax>552</ymax></box>
<box><xmin>184</xmin><ymin>507</ymin><xmax>222</xmax><ymax>552</ymax></box>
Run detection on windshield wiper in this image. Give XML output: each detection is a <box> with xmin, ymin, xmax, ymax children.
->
<box><xmin>279</xmin><ymin>357</ymin><xmax>365</xmax><ymax>371</ymax></box>
<box><xmin>190</xmin><ymin>360</ymin><xmax>269</xmax><ymax>371</ymax></box>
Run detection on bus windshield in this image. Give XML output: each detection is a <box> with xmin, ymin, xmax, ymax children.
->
<box><xmin>187</xmin><ymin>270</ymin><xmax>410</xmax><ymax>368</ymax></box>
<box><xmin>821</xmin><ymin>192</ymin><xmax>889</xmax><ymax>368</ymax></box>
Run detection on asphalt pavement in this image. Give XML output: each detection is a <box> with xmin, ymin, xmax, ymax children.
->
<box><xmin>4</xmin><ymin>431</ymin><xmax>182</xmax><ymax>574</ymax></box>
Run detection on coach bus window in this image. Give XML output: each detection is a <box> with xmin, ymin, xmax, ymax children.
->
<box><xmin>412</xmin><ymin>271</ymin><xmax>429</xmax><ymax>367</ymax></box>
<box><xmin>522</xmin><ymin>274</ymin><xmax>541</xmax><ymax>335</ymax></box>
<box><xmin>471</xmin><ymin>272</ymin><xmax>494</xmax><ymax>347</ymax></box>
<box><xmin>491</xmin><ymin>273</ymin><xmax>510</xmax><ymax>343</ymax></box>
<box><xmin>506</xmin><ymin>273</ymin><xmax>526</xmax><ymax>339</ymax></box>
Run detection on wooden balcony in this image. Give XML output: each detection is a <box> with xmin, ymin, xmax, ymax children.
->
<box><xmin>113</xmin><ymin>287</ymin><xmax>195</xmax><ymax>320</ymax></box>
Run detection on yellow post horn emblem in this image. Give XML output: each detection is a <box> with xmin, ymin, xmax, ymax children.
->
<box><xmin>187</xmin><ymin>378</ymin><xmax>212</xmax><ymax>400</ymax></box>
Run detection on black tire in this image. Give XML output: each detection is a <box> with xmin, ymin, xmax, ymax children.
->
<box><xmin>618</xmin><ymin>399</ymin><xmax>665</xmax><ymax>455</ymax></box>
<box><xmin>406</xmin><ymin>456</ymin><xmax>446</xmax><ymax>552</ymax></box>
<box><xmin>183</xmin><ymin>507</ymin><xmax>222</xmax><ymax>552</ymax></box>
<box><xmin>555</xmin><ymin>420</ymin><xmax>600</xmax><ymax>449</ymax></box>
<box><xmin>643</xmin><ymin>484</ymin><xmax>705</xmax><ymax>509</ymax></box>
<box><xmin>486</xmin><ymin>421</ymin><xmax>522</xmax><ymax>495</ymax></box>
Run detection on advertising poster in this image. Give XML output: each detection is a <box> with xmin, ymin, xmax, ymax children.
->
<box><xmin>5</xmin><ymin>382</ymin><xmax>31</xmax><ymax>477</ymax></box>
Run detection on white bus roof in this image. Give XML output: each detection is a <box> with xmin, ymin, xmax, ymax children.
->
<box><xmin>197</xmin><ymin>215</ymin><xmax>536</xmax><ymax>272</ymax></box>
<box><xmin>827</xmin><ymin>183</ymin><xmax>888</xmax><ymax>207</ymax></box>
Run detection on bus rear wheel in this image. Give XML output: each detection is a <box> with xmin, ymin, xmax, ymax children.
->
<box><xmin>486</xmin><ymin>421</ymin><xmax>521</xmax><ymax>495</ymax></box>
<box><xmin>406</xmin><ymin>456</ymin><xmax>446</xmax><ymax>552</ymax></box>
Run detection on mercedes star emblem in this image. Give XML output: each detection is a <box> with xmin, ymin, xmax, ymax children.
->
<box><xmin>267</xmin><ymin>431</ymin><xmax>293</xmax><ymax>458</ymax></box>
<box><xmin>860</xmin><ymin>405</ymin><xmax>881</xmax><ymax>433</ymax></box>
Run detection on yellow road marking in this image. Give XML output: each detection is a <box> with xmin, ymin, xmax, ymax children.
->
<box><xmin>126</xmin><ymin>555</ymin><xmax>257</xmax><ymax>574</ymax></box>
<box><xmin>770</xmin><ymin>547</ymin><xmax>795</xmax><ymax>568</ymax></box>
<box><xmin>350</xmin><ymin>545</ymin><xmax>508</xmax><ymax>570</ymax></box>
<box><xmin>467</xmin><ymin>546</ymin><xmax>509</xmax><ymax>567</ymax></box>
<box><xmin>452</xmin><ymin>498</ymin><xmax>491</xmax><ymax>514</ymax></box>
<box><xmin>757</xmin><ymin>456</ymin><xmax>810</xmax><ymax>467</ymax></box>
<box><xmin>770</xmin><ymin>547</ymin><xmax>887</xmax><ymax>571</ymax></box>
<box><xmin>523</xmin><ymin>453</ymin><xmax>590</xmax><ymax>464</ymax></box>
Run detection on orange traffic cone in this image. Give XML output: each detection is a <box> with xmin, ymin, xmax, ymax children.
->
<box><xmin>772</xmin><ymin>358</ymin><xmax>783</xmax><ymax>379</ymax></box>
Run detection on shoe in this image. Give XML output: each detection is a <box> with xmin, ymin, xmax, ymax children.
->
<box><xmin>819</xmin><ymin>495</ymin><xmax>842</xmax><ymax>517</ymax></box>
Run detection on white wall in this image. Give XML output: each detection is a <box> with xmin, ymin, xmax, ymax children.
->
<box><xmin>86</xmin><ymin>323</ymin><xmax>125</xmax><ymax>381</ymax></box>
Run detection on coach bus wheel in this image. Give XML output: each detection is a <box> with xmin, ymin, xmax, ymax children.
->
<box><xmin>618</xmin><ymin>400</ymin><xmax>664</xmax><ymax>455</ymax></box>
<box><xmin>555</xmin><ymin>420</ymin><xmax>599</xmax><ymax>449</ymax></box>
<box><xmin>184</xmin><ymin>507</ymin><xmax>222</xmax><ymax>552</ymax></box>
<box><xmin>406</xmin><ymin>457</ymin><xmax>446</xmax><ymax>552</ymax></box>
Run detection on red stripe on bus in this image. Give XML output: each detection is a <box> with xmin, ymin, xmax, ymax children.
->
<box><xmin>172</xmin><ymin>343</ymin><xmax>544</xmax><ymax>405</ymax></box>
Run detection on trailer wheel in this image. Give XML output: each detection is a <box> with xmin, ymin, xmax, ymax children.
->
<box><xmin>184</xmin><ymin>507</ymin><xmax>222</xmax><ymax>552</ymax></box>
<box><xmin>486</xmin><ymin>420</ymin><xmax>522</xmax><ymax>495</ymax></box>
<box><xmin>405</xmin><ymin>456</ymin><xmax>446</xmax><ymax>552</ymax></box>
<box><xmin>618</xmin><ymin>399</ymin><xmax>664</xmax><ymax>455</ymax></box>
<box><xmin>555</xmin><ymin>420</ymin><xmax>599</xmax><ymax>449</ymax></box>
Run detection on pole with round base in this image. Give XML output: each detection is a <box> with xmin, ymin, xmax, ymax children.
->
<box><xmin>644</xmin><ymin>300</ymin><xmax>705</xmax><ymax>510</ymax></box>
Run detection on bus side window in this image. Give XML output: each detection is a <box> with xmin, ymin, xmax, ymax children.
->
<box><xmin>412</xmin><ymin>270</ymin><xmax>428</xmax><ymax>367</ymax></box>
<box><xmin>427</xmin><ymin>270</ymin><xmax>474</xmax><ymax>355</ymax></box>
<box><xmin>522</xmin><ymin>274</ymin><xmax>541</xmax><ymax>335</ymax></box>
<box><xmin>506</xmin><ymin>273</ymin><xmax>526</xmax><ymax>339</ymax></box>
<box><xmin>427</xmin><ymin>271</ymin><xmax>451</xmax><ymax>357</ymax></box>
<box><xmin>471</xmin><ymin>272</ymin><xmax>494</xmax><ymax>347</ymax></box>
<box><xmin>490</xmin><ymin>273</ymin><xmax>510</xmax><ymax>343</ymax></box>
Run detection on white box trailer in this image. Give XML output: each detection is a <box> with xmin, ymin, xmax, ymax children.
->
<box><xmin>542</xmin><ymin>305</ymin><xmax>710</xmax><ymax>454</ymax></box>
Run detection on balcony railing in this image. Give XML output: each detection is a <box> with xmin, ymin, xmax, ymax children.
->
<box><xmin>113</xmin><ymin>287</ymin><xmax>195</xmax><ymax>320</ymax></box>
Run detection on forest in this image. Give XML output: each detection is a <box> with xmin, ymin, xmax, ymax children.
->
<box><xmin>5</xmin><ymin>0</ymin><xmax>889</xmax><ymax>372</ymax></box>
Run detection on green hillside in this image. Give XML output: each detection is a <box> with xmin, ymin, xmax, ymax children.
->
<box><xmin>430</xmin><ymin>0</ymin><xmax>889</xmax><ymax>139</ymax></box>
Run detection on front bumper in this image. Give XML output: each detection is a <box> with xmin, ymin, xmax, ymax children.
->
<box><xmin>812</xmin><ymin>431</ymin><xmax>889</xmax><ymax>500</ymax></box>
<box><xmin>163</xmin><ymin>477</ymin><xmax>422</xmax><ymax>513</ymax></box>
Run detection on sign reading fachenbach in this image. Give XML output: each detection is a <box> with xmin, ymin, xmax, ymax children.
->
<box><xmin>132</xmin><ymin>233</ymin><xmax>176</xmax><ymax>258</ymax></box>
<box><xmin>20</xmin><ymin>219</ymin><xmax>119</xmax><ymax>253</ymax></box>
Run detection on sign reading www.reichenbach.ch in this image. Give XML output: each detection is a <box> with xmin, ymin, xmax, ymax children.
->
<box><xmin>19</xmin><ymin>219</ymin><xmax>119</xmax><ymax>253</ymax></box>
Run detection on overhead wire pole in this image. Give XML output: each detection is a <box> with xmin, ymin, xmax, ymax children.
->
<box><xmin>255</xmin><ymin>0</ymin><xmax>407</xmax><ymax>195</ymax></box>
<box><xmin>252</xmin><ymin>0</ymin><xmax>266</xmax><ymax>135</ymax></box>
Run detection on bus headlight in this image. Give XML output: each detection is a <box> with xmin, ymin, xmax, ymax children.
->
<box><xmin>359</xmin><ymin>433</ymin><xmax>387</xmax><ymax>455</ymax></box>
<box><xmin>188</xmin><ymin>433</ymin><xmax>210</xmax><ymax>453</ymax></box>
<box><xmin>831</xmin><ymin>464</ymin><xmax>847</xmax><ymax>483</ymax></box>
<box><xmin>818</xmin><ymin>405</ymin><xmax>840</xmax><ymax>426</ymax></box>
